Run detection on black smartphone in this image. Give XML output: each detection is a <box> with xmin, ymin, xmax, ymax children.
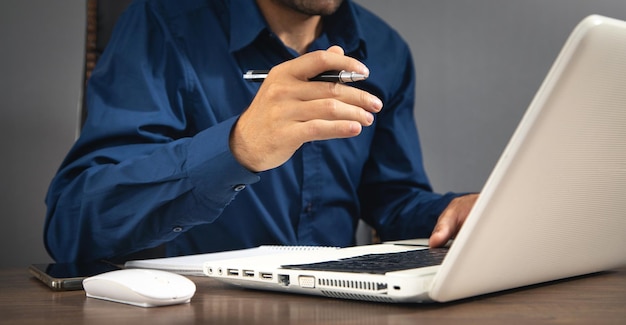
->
<box><xmin>29</xmin><ymin>261</ymin><xmax>121</xmax><ymax>291</ymax></box>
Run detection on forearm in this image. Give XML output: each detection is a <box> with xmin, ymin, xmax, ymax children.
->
<box><xmin>44</xmin><ymin>121</ymin><xmax>259</xmax><ymax>263</ymax></box>
<box><xmin>363</xmin><ymin>189</ymin><xmax>460</xmax><ymax>241</ymax></box>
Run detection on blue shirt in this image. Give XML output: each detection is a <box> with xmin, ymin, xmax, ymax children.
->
<box><xmin>44</xmin><ymin>0</ymin><xmax>459</xmax><ymax>263</ymax></box>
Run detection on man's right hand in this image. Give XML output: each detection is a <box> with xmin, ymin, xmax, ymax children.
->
<box><xmin>229</xmin><ymin>46</ymin><xmax>383</xmax><ymax>172</ymax></box>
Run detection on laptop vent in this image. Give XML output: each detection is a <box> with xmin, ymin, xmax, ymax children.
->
<box><xmin>318</xmin><ymin>278</ymin><xmax>387</xmax><ymax>291</ymax></box>
<box><xmin>321</xmin><ymin>291</ymin><xmax>394</xmax><ymax>303</ymax></box>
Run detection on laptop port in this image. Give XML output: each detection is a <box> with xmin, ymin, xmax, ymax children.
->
<box><xmin>227</xmin><ymin>269</ymin><xmax>239</xmax><ymax>276</ymax></box>
<box><xmin>298</xmin><ymin>275</ymin><xmax>315</xmax><ymax>288</ymax></box>
<box><xmin>259</xmin><ymin>272</ymin><xmax>273</xmax><ymax>280</ymax></box>
<box><xmin>243</xmin><ymin>270</ymin><xmax>255</xmax><ymax>277</ymax></box>
<box><xmin>278</xmin><ymin>274</ymin><xmax>290</xmax><ymax>286</ymax></box>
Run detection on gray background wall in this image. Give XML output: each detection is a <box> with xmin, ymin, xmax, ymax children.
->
<box><xmin>355</xmin><ymin>0</ymin><xmax>626</xmax><ymax>193</ymax></box>
<box><xmin>1</xmin><ymin>1</ymin><xmax>86</xmax><ymax>267</ymax></box>
<box><xmin>1</xmin><ymin>1</ymin><xmax>625</xmax><ymax>267</ymax></box>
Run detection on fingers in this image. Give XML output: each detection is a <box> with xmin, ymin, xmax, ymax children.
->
<box><xmin>292</xmin><ymin>119</ymin><xmax>364</xmax><ymax>143</ymax></box>
<box><xmin>256</xmin><ymin>47</ymin><xmax>382</xmax><ymax>139</ymax></box>
<box><xmin>265</xmin><ymin>83</ymin><xmax>381</xmax><ymax>127</ymax></box>
<box><xmin>296</xmin><ymin>99</ymin><xmax>374</xmax><ymax>125</ymax></box>
<box><xmin>263</xmin><ymin>46</ymin><xmax>378</xmax><ymax>116</ymax></box>
<box><xmin>282</xmin><ymin>47</ymin><xmax>370</xmax><ymax>82</ymax></box>
<box><xmin>326</xmin><ymin>45</ymin><xmax>345</xmax><ymax>55</ymax></box>
<box><xmin>428</xmin><ymin>213</ymin><xmax>456</xmax><ymax>248</ymax></box>
<box><xmin>266</xmin><ymin>98</ymin><xmax>372</xmax><ymax>146</ymax></box>
<box><xmin>297</xmin><ymin>81</ymin><xmax>383</xmax><ymax>113</ymax></box>
<box><xmin>429</xmin><ymin>194</ymin><xmax>480</xmax><ymax>248</ymax></box>
<box><xmin>230</xmin><ymin>46</ymin><xmax>380</xmax><ymax>172</ymax></box>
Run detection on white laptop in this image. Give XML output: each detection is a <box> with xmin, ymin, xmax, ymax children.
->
<box><xmin>203</xmin><ymin>15</ymin><xmax>626</xmax><ymax>303</ymax></box>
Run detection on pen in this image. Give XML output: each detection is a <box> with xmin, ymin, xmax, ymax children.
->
<box><xmin>243</xmin><ymin>70</ymin><xmax>368</xmax><ymax>83</ymax></box>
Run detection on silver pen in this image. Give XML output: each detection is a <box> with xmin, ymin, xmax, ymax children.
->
<box><xmin>243</xmin><ymin>70</ymin><xmax>368</xmax><ymax>83</ymax></box>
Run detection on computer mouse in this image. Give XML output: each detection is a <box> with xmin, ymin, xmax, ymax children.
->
<box><xmin>82</xmin><ymin>268</ymin><xmax>196</xmax><ymax>307</ymax></box>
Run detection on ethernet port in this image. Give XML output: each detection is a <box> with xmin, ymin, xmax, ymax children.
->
<box><xmin>278</xmin><ymin>274</ymin><xmax>290</xmax><ymax>286</ymax></box>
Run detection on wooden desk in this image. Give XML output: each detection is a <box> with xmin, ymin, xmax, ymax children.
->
<box><xmin>1</xmin><ymin>267</ymin><xmax>624</xmax><ymax>324</ymax></box>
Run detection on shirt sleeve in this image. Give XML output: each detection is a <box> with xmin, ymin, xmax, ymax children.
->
<box><xmin>44</xmin><ymin>2</ymin><xmax>259</xmax><ymax>263</ymax></box>
<box><xmin>358</xmin><ymin>42</ymin><xmax>461</xmax><ymax>240</ymax></box>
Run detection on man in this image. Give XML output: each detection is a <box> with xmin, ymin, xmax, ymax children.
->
<box><xmin>45</xmin><ymin>0</ymin><xmax>478</xmax><ymax>263</ymax></box>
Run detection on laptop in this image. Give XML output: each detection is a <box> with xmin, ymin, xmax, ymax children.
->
<box><xmin>203</xmin><ymin>15</ymin><xmax>626</xmax><ymax>303</ymax></box>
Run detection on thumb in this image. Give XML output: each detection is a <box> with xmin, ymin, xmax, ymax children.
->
<box><xmin>429</xmin><ymin>222</ymin><xmax>453</xmax><ymax>248</ymax></box>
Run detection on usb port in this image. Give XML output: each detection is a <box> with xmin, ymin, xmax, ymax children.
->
<box><xmin>227</xmin><ymin>269</ymin><xmax>239</xmax><ymax>276</ymax></box>
<box><xmin>243</xmin><ymin>270</ymin><xmax>255</xmax><ymax>277</ymax></box>
<box><xmin>259</xmin><ymin>272</ymin><xmax>273</xmax><ymax>280</ymax></box>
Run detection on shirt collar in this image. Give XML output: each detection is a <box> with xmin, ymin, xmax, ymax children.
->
<box><xmin>228</xmin><ymin>0</ymin><xmax>367</xmax><ymax>59</ymax></box>
<box><xmin>228</xmin><ymin>0</ymin><xmax>267</xmax><ymax>53</ymax></box>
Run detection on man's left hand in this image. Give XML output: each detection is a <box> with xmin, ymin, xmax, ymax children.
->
<box><xmin>429</xmin><ymin>193</ymin><xmax>479</xmax><ymax>247</ymax></box>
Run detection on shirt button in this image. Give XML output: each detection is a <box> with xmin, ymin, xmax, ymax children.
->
<box><xmin>172</xmin><ymin>226</ymin><xmax>183</xmax><ymax>233</ymax></box>
<box><xmin>233</xmin><ymin>184</ymin><xmax>246</xmax><ymax>192</ymax></box>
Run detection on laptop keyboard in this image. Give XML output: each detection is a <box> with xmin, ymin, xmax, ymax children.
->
<box><xmin>281</xmin><ymin>248</ymin><xmax>449</xmax><ymax>275</ymax></box>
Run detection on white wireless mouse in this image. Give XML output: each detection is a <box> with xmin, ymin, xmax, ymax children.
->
<box><xmin>83</xmin><ymin>268</ymin><xmax>196</xmax><ymax>307</ymax></box>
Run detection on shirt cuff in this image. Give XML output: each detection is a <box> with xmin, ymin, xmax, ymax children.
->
<box><xmin>185</xmin><ymin>116</ymin><xmax>260</xmax><ymax>209</ymax></box>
